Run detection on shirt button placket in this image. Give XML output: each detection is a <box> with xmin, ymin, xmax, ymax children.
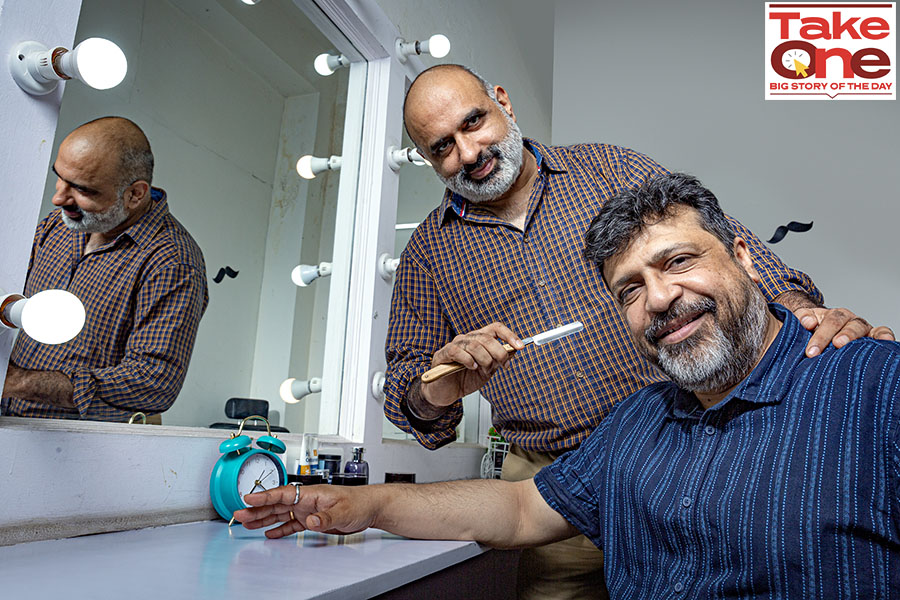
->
<box><xmin>673</xmin><ymin>581</ymin><xmax>685</xmax><ymax>593</ymax></box>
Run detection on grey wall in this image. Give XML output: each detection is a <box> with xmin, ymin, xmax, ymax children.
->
<box><xmin>552</xmin><ymin>0</ymin><xmax>899</xmax><ymax>330</ymax></box>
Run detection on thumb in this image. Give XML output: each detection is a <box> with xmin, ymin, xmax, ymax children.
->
<box><xmin>306</xmin><ymin>511</ymin><xmax>329</xmax><ymax>531</ymax></box>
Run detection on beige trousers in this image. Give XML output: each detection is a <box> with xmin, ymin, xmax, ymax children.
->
<box><xmin>501</xmin><ymin>444</ymin><xmax>608</xmax><ymax>600</ymax></box>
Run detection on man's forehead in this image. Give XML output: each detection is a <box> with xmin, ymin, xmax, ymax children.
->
<box><xmin>405</xmin><ymin>71</ymin><xmax>489</xmax><ymax>137</ymax></box>
<box><xmin>603</xmin><ymin>208</ymin><xmax>708</xmax><ymax>279</ymax></box>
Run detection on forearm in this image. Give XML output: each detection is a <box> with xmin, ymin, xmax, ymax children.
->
<box><xmin>405</xmin><ymin>377</ymin><xmax>451</xmax><ymax>420</ymax></box>
<box><xmin>773</xmin><ymin>289</ymin><xmax>824</xmax><ymax>310</ymax></box>
<box><xmin>2</xmin><ymin>364</ymin><xmax>75</xmax><ymax>409</ymax></box>
<box><xmin>371</xmin><ymin>479</ymin><xmax>575</xmax><ymax>549</ymax></box>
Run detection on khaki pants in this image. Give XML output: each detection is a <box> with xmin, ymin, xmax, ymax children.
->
<box><xmin>501</xmin><ymin>444</ymin><xmax>608</xmax><ymax>600</ymax></box>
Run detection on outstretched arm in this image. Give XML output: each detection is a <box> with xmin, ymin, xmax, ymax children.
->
<box><xmin>235</xmin><ymin>479</ymin><xmax>577</xmax><ymax>549</ymax></box>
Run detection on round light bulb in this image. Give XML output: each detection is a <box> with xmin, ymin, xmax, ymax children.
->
<box><xmin>296</xmin><ymin>155</ymin><xmax>315</xmax><ymax>179</ymax></box>
<box><xmin>314</xmin><ymin>53</ymin><xmax>335</xmax><ymax>76</ymax></box>
<box><xmin>241</xmin><ymin>0</ymin><xmax>262</xmax><ymax>4</ymax></box>
<box><xmin>19</xmin><ymin>289</ymin><xmax>85</xmax><ymax>345</ymax></box>
<box><xmin>70</xmin><ymin>38</ymin><xmax>127</xmax><ymax>90</ymax></box>
<box><xmin>428</xmin><ymin>34</ymin><xmax>451</xmax><ymax>58</ymax></box>
<box><xmin>280</xmin><ymin>378</ymin><xmax>299</xmax><ymax>404</ymax></box>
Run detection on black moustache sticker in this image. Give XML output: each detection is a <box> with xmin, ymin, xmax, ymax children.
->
<box><xmin>767</xmin><ymin>221</ymin><xmax>813</xmax><ymax>244</ymax></box>
<box><xmin>212</xmin><ymin>266</ymin><xmax>239</xmax><ymax>284</ymax></box>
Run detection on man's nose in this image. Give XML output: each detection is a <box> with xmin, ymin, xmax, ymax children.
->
<box><xmin>51</xmin><ymin>180</ymin><xmax>72</xmax><ymax>206</ymax></box>
<box><xmin>644</xmin><ymin>275</ymin><xmax>681</xmax><ymax>314</ymax></box>
<box><xmin>456</xmin><ymin>136</ymin><xmax>481</xmax><ymax>166</ymax></box>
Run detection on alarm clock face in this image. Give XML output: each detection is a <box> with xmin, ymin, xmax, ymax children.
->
<box><xmin>237</xmin><ymin>452</ymin><xmax>284</xmax><ymax>505</ymax></box>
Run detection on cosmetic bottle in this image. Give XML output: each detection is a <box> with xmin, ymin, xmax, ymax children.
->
<box><xmin>343</xmin><ymin>447</ymin><xmax>369</xmax><ymax>484</ymax></box>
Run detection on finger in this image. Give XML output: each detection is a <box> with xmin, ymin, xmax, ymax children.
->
<box><xmin>482</xmin><ymin>322</ymin><xmax>525</xmax><ymax>350</ymax></box>
<box><xmin>244</xmin><ymin>484</ymin><xmax>297</xmax><ymax>507</ymax></box>
<box><xmin>264</xmin><ymin>519</ymin><xmax>306</xmax><ymax>539</ymax></box>
<box><xmin>792</xmin><ymin>308</ymin><xmax>820</xmax><ymax>331</ymax></box>
<box><xmin>805</xmin><ymin>309</ymin><xmax>864</xmax><ymax>356</ymax></box>
<box><xmin>871</xmin><ymin>326</ymin><xmax>895</xmax><ymax>341</ymax></box>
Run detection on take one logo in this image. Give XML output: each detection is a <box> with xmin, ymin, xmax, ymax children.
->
<box><xmin>765</xmin><ymin>2</ymin><xmax>896</xmax><ymax>100</ymax></box>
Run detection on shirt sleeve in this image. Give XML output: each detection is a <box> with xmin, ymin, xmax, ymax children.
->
<box><xmin>383</xmin><ymin>241</ymin><xmax>463</xmax><ymax>450</ymax></box>
<box><xmin>726</xmin><ymin>215</ymin><xmax>823</xmax><ymax>304</ymax></box>
<box><xmin>534</xmin><ymin>414</ymin><xmax>612</xmax><ymax>548</ymax></box>
<box><xmin>65</xmin><ymin>263</ymin><xmax>207</xmax><ymax>418</ymax></box>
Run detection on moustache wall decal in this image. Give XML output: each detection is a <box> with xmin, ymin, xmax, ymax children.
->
<box><xmin>767</xmin><ymin>221</ymin><xmax>813</xmax><ymax>244</ymax></box>
<box><xmin>212</xmin><ymin>266</ymin><xmax>239</xmax><ymax>284</ymax></box>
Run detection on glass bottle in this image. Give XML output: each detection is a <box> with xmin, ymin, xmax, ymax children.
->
<box><xmin>343</xmin><ymin>447</ymin><xmax>369</xmax><ymax>484</ymax></box>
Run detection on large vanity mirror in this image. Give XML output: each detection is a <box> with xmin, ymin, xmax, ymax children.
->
<box><xmin>21</xmin><ymin>0</ymin><xmax>366</xmax><ymax>433</ymax></box>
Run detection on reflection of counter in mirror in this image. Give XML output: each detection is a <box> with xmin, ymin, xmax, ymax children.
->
<box><xmin>25</xmin><ymin>0</ymin><xmax>367</xmax><ymax>432</ymax></box>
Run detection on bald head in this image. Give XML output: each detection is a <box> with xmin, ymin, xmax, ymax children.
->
<box><xmin>403</xmin><ymin>65</ymin><xmax>495</xmax><ymax>147</ymax></box>
<box><xmin>64</xmin><ymin>117</ymin><xmax>154</xmax><ymax>190</ymax></box>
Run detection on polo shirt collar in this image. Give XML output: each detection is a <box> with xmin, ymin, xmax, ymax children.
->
<box><xmin>439</xmin><ymin>138</ymin><xmax>565</xmax><ymax>226</ymax></box>
<box><xmin>669</xmin><ymin>303</ymin><xmax>811</xmax><ymax>419</ymax></box>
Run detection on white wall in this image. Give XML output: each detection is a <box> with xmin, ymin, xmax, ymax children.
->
<box><xmin>552</xmin><ymin>0</ymin><xmax>899</xmax><ymax>330</ymax></box>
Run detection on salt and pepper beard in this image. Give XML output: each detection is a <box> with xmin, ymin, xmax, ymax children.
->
<box><xmin>435</xmin><ymin>106</ymin><xmax>524</xmax><ymax>204</ymax></box>
<box><xmin>643</xmin><ymin>274</ymin><xmax>770</xmax><ymax>396</ymax></box>
<box><xmin>60</xmin><ymin>190</ymin><xmax>129</xmax><ymax>233</ymax></box>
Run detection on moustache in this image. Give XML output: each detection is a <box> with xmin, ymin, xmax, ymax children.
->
<box><xmin>644</xmin><ymin>298</ymin><xmax>717</xmax><ymax>345</ymax></box>
<box><xmin>461</xmin><ymin>146</ymin><xmax>501</xmax><ymax>180</ymax></box>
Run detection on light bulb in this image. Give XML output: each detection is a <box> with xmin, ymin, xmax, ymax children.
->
<box><xmin>0</xmin><ymin>289</ymin><xmax>85</xmax><ymax>344</ymax></box>
<box><xmin>280</xmin><ymin>377</ymin><xmax>322</xmax><ymax>403</ymax></box>
<box><xmin>296</xmin><ymin>155</ymin><xmax>342</xmax><ymax>179</ymax></box>
<box><xmin>426</xmin><ymin>34</ymin><xmax>451</xmax><ymax>58</ymax></box>
<box><xmin>62</xmin><ymin>38</ymin><xmax>128</xmax><ymax>90</ymax></box>
<box><xmin>241</xmin><ymin>0</ymin><xmax>262</xmax><ymax>4</ymax></box>
<box><xmin>9</xmin><ymin>38</ymin><xmax>127</xmax><ymax>95</ymax></box>
<box><xmin>291</xmin><ymin>262</ymin><xmax>333</xmax><ymax>286</ymax></box>
<box><xmin>314</xmin><ymin>53</ymin><xmax>348</xmax><ymax>77</ymax></box>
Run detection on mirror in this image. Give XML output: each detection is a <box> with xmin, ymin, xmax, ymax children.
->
<box><xmin>21</xmin><ymin>0</ymin><xmax>365</xmax><ymax>433</ymax></box>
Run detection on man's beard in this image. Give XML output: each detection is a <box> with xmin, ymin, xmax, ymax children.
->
<box><xmin>436</xmin><ymin>109</ymin><xmax>524</xmax><ymax>203</ymax></box>
<box><xmin>61</xmin><ymin>193</ymin><xmax>128</xmax><ymax>233</ymax></box>
<box><xmin>643</xmin><ymin>277</ymin><xmax>769</xmax><ymax>395</ymax></box>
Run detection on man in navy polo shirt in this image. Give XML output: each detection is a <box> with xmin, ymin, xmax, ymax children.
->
<box><xmin>238</xmin><ymin>172</ymin><xmax>899</xmax><ymax>598</ymax></box>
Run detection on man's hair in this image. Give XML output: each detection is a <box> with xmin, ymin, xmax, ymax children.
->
<box><xmin>402</xmin><ymin>64</ymin><xmax>496</xmax><ymax>143</ymax></box>
<box><xmin>80</xmin><ymin>116</ymin><xmax>154</xmax><ymax>191</ymax></box>
<box><xmin>583</xmin><ymin>172</ymin><xmax>736</xmax><ymax>275</ymax></box>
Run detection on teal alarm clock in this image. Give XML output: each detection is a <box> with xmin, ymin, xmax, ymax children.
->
<box><xmin>210</xmin><ymin>415</ymin><xmax>287</xmax><ymax>522</ymax></box>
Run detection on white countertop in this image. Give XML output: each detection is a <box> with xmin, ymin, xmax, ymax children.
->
<box><xmin>0</xmin><ymin>521</ymin><xmax>486</xmax><ymax>599</ymax></box>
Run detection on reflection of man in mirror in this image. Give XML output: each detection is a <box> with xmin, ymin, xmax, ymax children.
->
<box><xmin>383</xmin><ymin>64</ymin><xmax>895</xmax><ymax>599</ymax></box>
<box><xmin>1</xmin><ymin>117</ymin><xmax>208</xmax><ymax>422</ymax></box>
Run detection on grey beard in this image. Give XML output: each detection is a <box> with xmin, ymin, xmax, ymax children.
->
<box><xmin>61</xmin><ymin>194</ymin><xmax>128</xmax><ymax>233</ymax></box>
<box><xmin>650</xmin><ymin>284</ymin><xmax>769</xmax><ymax>395</ymax></box>
<box><xmin>436</xmin><ymin>110</ymin><xmax>524</xmax><ymax>204</ymax></box>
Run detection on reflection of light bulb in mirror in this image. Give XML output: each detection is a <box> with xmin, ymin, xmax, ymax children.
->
<box><xmin>314</xmin><ymin>53</ymin><xmax>349</xmax><ymax>76</ymax></box>
<box><xmin>0</xmin><ymin>289</ymin><xmax>85</xmax><ymax>344</ymax></box>
<box><xmin>241</xmin><ymin>0</ymin><xmax>262</xmax><ymax>4</ymax></box>
<box><xmin>291</xmin><ymin>262</ymin><xmax>332</xmax><ymax>287</ymax></box>
<box><xmin>296</xmin><ymin>155</ymin><xmax>342</xmax><ymax>179</ymax></box>
<box><xmin>280</xmin><ymin>377</ymin><xmax>322</xmax><ymax>404</ymax></box>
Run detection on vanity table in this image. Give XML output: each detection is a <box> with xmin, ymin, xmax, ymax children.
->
<box><xmin>0</xmin><ymin>521</ymin><xmax>517</xmax><ymax>599</ymax></box>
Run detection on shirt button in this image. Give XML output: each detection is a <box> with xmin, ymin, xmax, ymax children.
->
<box><xmin>682</xmin><ymin>497</ymin><xmax>692</xmax><ymax>508</ymax></box>
<box><xmin>575</xmin><ymin>370</ymin><xmax>585</xmax><ymax>379</ymax></box>
<box><xmin>674</xmin><ymin>582</ymin><xmax>684</xmax><ymax>593</ymax></box>
<box><xmin>537</xmin><ymin>280</ymin><xmax>546</xmax><ymax>287</ymax></box>
<box><xmin>704</xmin><ymin>425</ymin><xmax>715</xmax><ymax>435</ymax></box>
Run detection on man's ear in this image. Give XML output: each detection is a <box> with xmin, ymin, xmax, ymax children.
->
<box><xmin>125</xmin><ymin>181</ymin><xmax>151</xmax><ymax>210</ymax></box>
<box><xmin>493</xmin><ymin>85</ymin><xmax>516</xmax><ymax>122</ymax></box>
<box><xmin>733</xmin><ymin>237</ymin><xmax>761</xmax><ymax>283</ymax></box>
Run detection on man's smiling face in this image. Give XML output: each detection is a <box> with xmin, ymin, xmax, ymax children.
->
<box><xmin>603</xmin><ymin>206</ymin><xmax>771</xmax><ymax>395</ymax></box>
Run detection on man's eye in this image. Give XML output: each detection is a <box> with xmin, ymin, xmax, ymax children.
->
<box><xmin>619</xmin><ymin>286</ymin><xmax>640</xmax><ymax>304</ymax></box>
<box><xmin>667</xmin><ymin>255</ymin><xmax>693</xmax><ymax>270</ymax></box>
<box><xmin>466</xmin><ymin>115</ymin><xmax>481</xmax><ymax>127</ymax></box>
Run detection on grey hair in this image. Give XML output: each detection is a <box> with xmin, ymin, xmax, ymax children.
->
<box><xmin>583</xmin><ymin>173</ymin><xmax>735</xmax><ymax>277</ymax></box>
